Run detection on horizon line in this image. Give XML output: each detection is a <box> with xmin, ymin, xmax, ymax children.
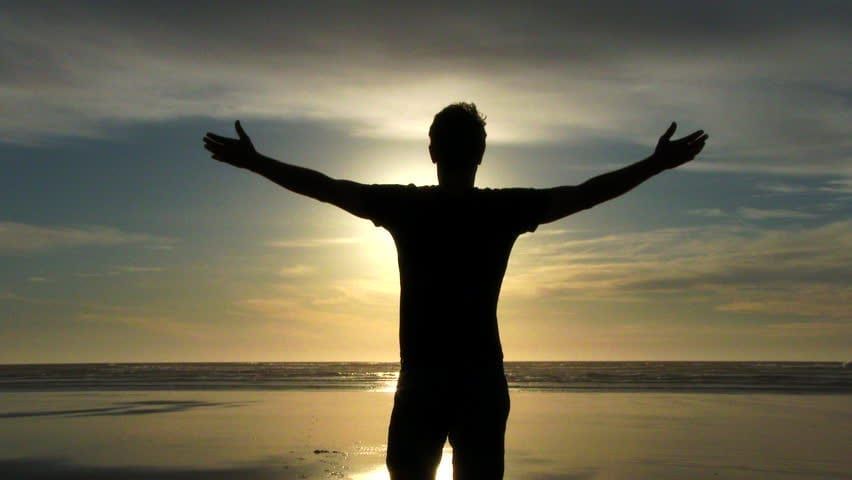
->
<box><xmin>1</xmin><ymin>359</ymin><xmax>847</xmax><ymax>366</ymax></box>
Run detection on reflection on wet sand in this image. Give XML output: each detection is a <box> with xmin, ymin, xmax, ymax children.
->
<box><xmin>352</xmin><ymin>449</ymin><xmax>452</xmax><ymax>480</ymax></box>
<box><xmin>0</xmin><ymin>456</ymin><xmax>312</xmax><ymax>480</ymax></box>
<box><xmin>0</xmin><ymin>400</ymin><xmax>248</xmax><ymax>419</ymax></box>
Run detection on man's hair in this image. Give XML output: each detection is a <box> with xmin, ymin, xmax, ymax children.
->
<box><xmin>429</xmin><ymin>102</ymin><xmax>487</xmax><ymax>165</ymax></box>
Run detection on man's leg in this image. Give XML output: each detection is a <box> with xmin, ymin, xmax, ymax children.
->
<box><xmin>447</xmin><ymin>373</ymin><xmax>510</xmax><ymax>480</ymax></box>
<box><xmin>386</xmin><ymin>374</ymin><xmax>449</xmax><ymax>480</ymax></box>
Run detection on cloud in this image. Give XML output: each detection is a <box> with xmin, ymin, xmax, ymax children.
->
<box><xmin>819</xmin><ymin>178</ymin><xmax>852</xmax><ymax>194</ymax></box>
<box><xmin>737</xmin><ymin>207</ymin><xmax>819</xmax><ymax>220</ymax></box>
<box><xmin>1</xmin><ymin>2</ymin><xmax>850</xmax><ymax>175</ymax></box>
<box><xmin>0</xmin><ymin>292</ymin><xmax>30</xmax><ymax>303</ymax></box>
<box><xmin>113</xmin><ymin>265</ymin><xmax>164</xmax><ymax>273</ymax></box>
<box><xmin>763</xmin><ymin>321</ymin><xmax>852</xmax><ymax>338</ymax></box>
<box><xmin>718</xmin><ymin>291</ymin><xmax>850</xmax><ymax>321</ymax></box>
<box><xmin>756</xmin><ymin>182</ymin><xmax>810</xmax><ymax>194</ymax></box>
<box><xmin>238</xmin><ymin>275</ymin><xmax>397</xmax><ymax>323</ymax></box>
<box><xmin>278</xmin><ymin>264</ymin><xmax>315</xmax><ymax>277</ymax></box>
<box><xmin>689</xmin><ymin>208</ymin><xmax>727</xmax><ymax>217</ymax></box>
<box><xmin>690</xmin><ymin>206</ymin><xmax>828</xmax><ymax>220</ymax></box>
<box><xmin>74</xmin><ymin>272</ymin><xmax>119</xmax><ymax>278</ymax></box>
<box><xmin>232</xmin><ymin>269</ymin><xmax>400</xmax><ymax>355</ymax></box>
<box><xmin>266</xmin><ymin>237</ymin><xmax>361</xmax><ymax>248</ymax></box>
<box><xmin>74</xmin><ymin>266</ymin><xmax>164</xmax><ymax>278</ymax></box>
<box><xmin>0</xmin><ymin>221</ymin><xmax>175</xmax><ymax>254</ymax></box>
<box><xmin>505</xmin><ymin>220</ymin><xmax>852</xmax><ymax>319</ymax></box>
<box><xmin>77</xmin><ymin>312</ymin><xmax>208</xmax><ymax>340</ymax></box>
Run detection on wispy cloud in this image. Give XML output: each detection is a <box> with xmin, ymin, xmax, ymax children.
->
<box><xmin>756</xmin><ymin>182</ymin><xmax>810</xmax><ymax>194</ymax></box>
<box><xmin>77</xmin><ymin>311</ymin><xmax>209</xmax><ymax>340</ymax></box>
<box><xmin>506</xmin><ymin>220</ymin><xmax>852</xmax><ymax>319</ymax></box>
<box><xmin>736</xmin><ymin>207</ymin><xmax>819</xmax><ymax>220</ymax></box>
<box><xmin>819</xmin><ymin>178</ymin><xmax>852</xmax><ymax>194</ymax></box>
<box><xmin>235</xmin><ymin>269</ymin><xmax>398</xmax><ymax>334</ymax></box>
<box><xmin>0</xmin><ymin>221</ymin><xmax>175</xmax><ymax>254</ymax></box>
<box><xmin>278</xmin><ymin>264</ymin><xmax>316</xmax><ymax>277</ymax></box>
<box><xmin>266</xmin><ymin>237</ymin><xmax>361</xmax><ymax>248</ymax></box>
<box><xmin>113</xmin><ymin>265</ymin><xmax>164</xmax><ymax>273</ymax></box>
<box><xmin>0</xmin><ymin>292</ymin><xmax>34</xmax><ymax>303</ymax></box>
<box><xmin>689</xmin><ymin>208</ymin><xmax>727</xmax><ymax>217</ymax></box>
<box><xmin>689</xmin><ymin>207</ymin><xmax>823</xmax><ymax>220</ymax></box>
<box><xmin>74</xmin><ymin>265</ymin><xmax>164</xmax><ymax>278</ymax></box>
<box><xmin>763</xmin><ymin>321</ymin><xmax>852</xmax><ymax>338</ymax></box>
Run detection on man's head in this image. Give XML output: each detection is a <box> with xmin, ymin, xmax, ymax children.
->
<box><xmin>429</xmin><ymin>102</ymin><xmax>486</xmax><ymax>188</ymax></box>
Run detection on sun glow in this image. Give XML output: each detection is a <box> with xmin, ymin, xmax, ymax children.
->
<box><xmin>365</xmin><ymin>151</ymin><xmax>439</xmax><ymax>187</ymax></box>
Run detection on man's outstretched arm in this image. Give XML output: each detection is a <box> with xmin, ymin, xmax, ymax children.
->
<box><xmin>540</xmin><ymin>122</ymin><xmax>708</xmax><ymax>224</ymax></box>
<box><xmin>203</xmin><ymin>121</ymin><xmax>368</xmax><ymax>217</ymax></box>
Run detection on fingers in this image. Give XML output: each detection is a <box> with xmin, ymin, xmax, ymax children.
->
<box><xmin>203</xmin><ymin>139</ymin><xmax>229</xmax><ymax>156</ymax></box>
<box><xmin>203</xmin><ymin>137</ymin><xmax>227</xmax><ymax>154</ymax></box>
<box><xmin>202</xmin><ymin>138</ymin><xmax>219</xmax><ymax>151</ymax></box>
<box><xmin>689</xmin><ymin>134</ymin><xmax>708</xmax><ymax>155</ymax></box>
<box><xmin>203</xmin><ymin>142</ymin><xmax>221</xmax><ymax>155</ymax></box>
<box><xmin>675</xmin><ymin>130</ymin><xmax>704</xmax><ymax>144</ymax></box>
<box><xmin>203</xmin><ymin>143</ymin><xmax>226</xmax><ymax>162</ymax></box>
<box><xmin>690</xmin><ymin>134</ymin><xmax>708</xmax><ymax>149</ymax></box>
<box><xmin>661</xmin><ymin>122</ymin><xmax>677</xmax><ymax>141</ymax></box>
<box><xmin>204</xmin><ymin>132</ymin><xmax>237</xmax><ymax>144</ymax></box>
<box><xmin>203</xmin><ymin>124</ymin><xmax>250</xmax><ymax>164</ymax></box>
<box><xmin>235</xmin><ymin>120</ymin><xmax>249</xmax><ymax>140</ymax></box>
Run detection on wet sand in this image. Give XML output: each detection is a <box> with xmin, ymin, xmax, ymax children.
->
<box><xmin>1</xmin><ymin>391</ymin><xmax>849</xmax><ymax>479</ymax></box>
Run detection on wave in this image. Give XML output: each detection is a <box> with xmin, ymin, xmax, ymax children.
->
<box><xmin>0</xmin><ymin>362</ymin><xmax>848</xmax><ymax>393</ymax></box>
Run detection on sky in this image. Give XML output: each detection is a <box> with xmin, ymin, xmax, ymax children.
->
<box><xmin>1</xmin><ymin>1</ymin><xmax>850</xmax><ymax>362</ymax></box>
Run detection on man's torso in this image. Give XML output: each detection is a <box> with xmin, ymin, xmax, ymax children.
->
<box><xmin>362</xmin><ymin>185</ymin><xmax>549</xmax><ymax>371</ymax></box>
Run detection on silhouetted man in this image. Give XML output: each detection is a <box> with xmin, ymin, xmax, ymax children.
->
<box><xmin>203</xmin><ymin>103</ymin><xmax>707</xmax><ymax>479</ymax></box>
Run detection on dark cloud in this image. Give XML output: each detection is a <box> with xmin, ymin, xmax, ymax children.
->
<box><xmin>1</xmin><ymin>1</ymin><xmax>849</xmax><ymax>173</ymax></box>
<box><xmin>8</xmin><ymin>2</ymin><xmax>850</xmax><ymax>60</ymax></box>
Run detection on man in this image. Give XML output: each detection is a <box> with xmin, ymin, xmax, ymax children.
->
<box><xmin>203</xmin><ymin>103</ymin><xmax>707</xmax><ymax>479</ymax></box>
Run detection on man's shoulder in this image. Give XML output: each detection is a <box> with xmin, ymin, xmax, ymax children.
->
<box><xmin>360</xmin><ymin>183</ymin><xmax>432</xmax><ymax>229</ymax></box>
<box><xmin>367</xmin><ymin>183</ymin><xmax>435</xmax><ymax>193</ymax></box>
<box><xmin>476</xmin><ymin>186</ymin><xmax>541</xmax><ymax>193</ymax></box>
<box><xmin>475</xmin><ymin>186</ymin><xmax>547</xmax><ymax>200</ymax></box>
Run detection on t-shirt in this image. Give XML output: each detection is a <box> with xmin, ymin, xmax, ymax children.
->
<box><xmin>360</xmin><ymin>184</ymin><xmax>551</xmax><ymax>371</ymax></box>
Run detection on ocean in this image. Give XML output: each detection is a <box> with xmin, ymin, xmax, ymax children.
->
<box><xmin>1</xmin><ymin>361</ymin><xmax>849</xmax><ymax>392</ymax></box>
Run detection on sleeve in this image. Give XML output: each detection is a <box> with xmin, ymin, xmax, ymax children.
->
<box><xmin>358</xmin><ymin>183</ymin><xmax>417</xmax><ymax>229</ymax></box>
<box><xmin>493</xmin><ymin>188</ymin><xmax>552</xmax><ymax>235</ymax></box>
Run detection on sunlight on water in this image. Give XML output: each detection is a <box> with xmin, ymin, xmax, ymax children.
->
<box><xmin>352</xmin><ymin>449</ymin><xmax>453</xmax><ymax>480</ymax></box>
<box><xmin>375</xmin><ymin>371</ymin><xmax>400</xmax><ymax>393</ymax></box>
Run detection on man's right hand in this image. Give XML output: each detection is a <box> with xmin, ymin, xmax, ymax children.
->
<box><xmin>203</xmin><ymin>120</ymin><xmax>259</xmax><ymax>170</ymax></box>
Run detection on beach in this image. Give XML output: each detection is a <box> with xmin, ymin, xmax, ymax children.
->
<box><xmin>2</xmin><ymin>389</ymin><xmax>850</xmax><ymax>479</ymax></box>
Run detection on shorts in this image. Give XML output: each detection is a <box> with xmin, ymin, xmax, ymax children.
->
<box><xmin>386</xmin><ymin>368</ymin><xmax>510</xmax><ymax>479</ymax></box>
